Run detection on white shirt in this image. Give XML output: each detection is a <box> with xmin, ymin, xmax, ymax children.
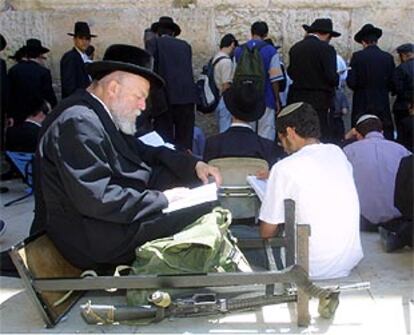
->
<box><xmin>212</xmin><ymin>51</ymin><xmax>234</xmax><ymax>94</ymax></box>
<box><xmin>260</xmin><ymin>143</ymin><xmax>363</xmax><ymax>280</ymax></box>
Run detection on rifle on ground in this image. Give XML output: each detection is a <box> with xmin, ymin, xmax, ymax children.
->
<box><xmin>80</xmin><ymin>282</ymin><xmax>370</xmax><ymax>325</ymax></box>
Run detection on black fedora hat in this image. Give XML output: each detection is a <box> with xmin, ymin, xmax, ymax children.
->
<box><xmin>303</xmin><ymin>18</ymin><xmax>341</xmax><ymax>37</ymax></box>
<box><xmin>354</xmin><ymin>24</ymin><xmax>382</xmax><ymax>43</ymax></box>
<box><xmin>0</xmin><ymin>34</ymin><xmax>6</xmax><ymax>51</ymax></box>
<box><xmin>68</xmin><ymin>21</ymin><xmax>97</xmax><ymax>38</ymax></box>
<box><xmin>396</xmin><ymin>43</ymin><xmax>414</xmax><ymax>54</ymax></box>
<box><xmin>151</xmin><ymin>16</ymin><xmax>181</xmax><ymax>37</ymax></box>
<box><xmin>85</xmin><ymin>44</ymin><xmax>164</xmax><ymax>89</ymax></box>
<box><xmin>223</xmin><ymin>82</ymin><xmax>265</xmax><ymax>122</ymax></box>
<box><xmin>25</xmin><ymin>38</ymin><xmax>49</xmax><ymax>56</ymax></box>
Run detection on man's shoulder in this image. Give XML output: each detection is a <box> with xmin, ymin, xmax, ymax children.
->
<box><xmin>61</xmin><ymin>48</ymin><xmax>78</xmax><ymax>61</ymax></box>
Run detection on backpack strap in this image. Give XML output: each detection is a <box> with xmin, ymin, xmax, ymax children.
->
<box><xmin>212</xmin><ymin>55</ymin><xmax>230</xmax><ymax>67</ymax></box>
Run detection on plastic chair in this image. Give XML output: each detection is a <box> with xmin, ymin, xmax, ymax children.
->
<box><xmin>4</xmin><ymin>151</ymin><xmax>34</xmax><ymax>207</ymax></box>
<box><xmin>208</xmin><ymin>157</ymin><xmax>268</xmax><ymax>221</ymax></box>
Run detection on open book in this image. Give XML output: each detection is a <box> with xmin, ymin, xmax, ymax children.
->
<box><xmin>162</xmin><ymin>182</ymin><xmax>218</xmax><ymax>213</ymax></box>
<box><xmin>138</xmin><ymin>131</ymin><xmax>175</xmax><ymax>150</ymax></box>
<box><xmin>246</xmin><ymin>176</ymin><xmax>267</xmax><ymax>202</ymax></box>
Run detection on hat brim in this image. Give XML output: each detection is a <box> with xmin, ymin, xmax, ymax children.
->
<box><xmin>85</xmin><ymin>61</ymin><xmax>165</xmax><ymax>89</ymax></box>
<box><xmin>302</xmin><ymin>24</ymin><xmax>341</xmax><ymax>37</ymax></box>
<box><xmin>67</xmin><ymin>33</ymin><xmax>97</xmax><ymax>38</ymax></box>
<box><xmin>354</xmin><ymin>27</ymin><xmax>382</xmax><ymax>43</ymax></box>
<box><xmin>27</xmin><ymin>46</ymin><xmax>50</xmax><ymax>54</ymax></box>
<box><xmin>150</xmin><ymin>22</ymin><xmax>181</xmax><ymax>37</ymax></box>
<box><xmin>223</xmin><ymin>89</ymin><xmax>265</xmax><ymax>122</ymax></box>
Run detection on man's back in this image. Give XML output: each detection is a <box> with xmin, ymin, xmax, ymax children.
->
<box><xmin>149</xmin><ymin>36</ymin><xmax>197</xmax><ymax>105</ymax></box>
<box><xmin>8</xmin><ymin>61</ymin><xmax>56</xmax><ymax>123</ymax></box>
<box><xmin>343</xmin><ymin>131</ymin><xmax>411</xmax><ymax>224</ymax></box>
<box><xmin>260</xmin><ymin>143</ymin><xmax>362</xmax><ymax>279</ymax></box>
<box><xmin>6</xmin><ymin>121</ymin><xmax>40</xmax><ymax>153</ymax></box>
<box><xmin>288</xmin><ymin>35</ymin><xmax>338</xmax><ymax>93</ymax></box>
<box><xmin>203</xmin><ymin>125</ymin><xmax>281</xmax><ymax>165</ymax></box>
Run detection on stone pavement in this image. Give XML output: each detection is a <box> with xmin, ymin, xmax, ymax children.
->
<box><xmin>0</xmin><ymin>178</ymin><xmax>413</xmax><ymax>334</ymax></box>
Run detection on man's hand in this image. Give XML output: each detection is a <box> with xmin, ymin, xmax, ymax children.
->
<box><xmin>163</xmin><ymin>187</ymin><xmax>190</xmax><ymax>204</ymax></box>
<box><xmin>255</xmin><ymin>168</ymin><xmax>269</xmax><ymax>180</ymax></box>
<box><xmin>345</xmin><ymin>127</ymin><xmax>358</xmax><ymax>140</ymax></box>
<box><xmin>195</xmin><ymin>161</ymin><xmax>222</xmax><ymax>186</ymax></box>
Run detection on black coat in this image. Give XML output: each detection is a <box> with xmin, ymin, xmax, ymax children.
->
<box><xmin>60</xmin><ymin>48</ymin><xmax>90</xmax><ymax>98</ymax></box>
<box><xmin>394</xmin><ymin>154</ymin><xmax>413</xmax><ymax>219</ymax></box>
<box><xmin>32</xmin><ymin>90</ymin><xmax>204</xmax><ymax>269</ymax></box>
<box><xmin>147</xmin><ymin>36</ymin><xmax>197</xmax><ymax>105</ymax></box>
<box><xmin>203</xmin><ymin>126</ymin><xmax>283</xmax><ymax>166</ymax></box>
<box><xmin>392</xmin><ymin>58</ymin><xmax>414</xmax><ymax>120</ymax></box>
<box><xmin>8</xmin><ymin>60</ymin><xmax>57</xmax><ymax>124</ymax></box>
<box><xmin>5</xmin><ymin>120</ymin><xmax>41</xmax><ymax>153</ymax></box>
<box><xmin>347</xmin><ymin>45</ymin><xmax>395</xmax><ymax>125</ymax></box>
<box><xmin>287</xmin><ymin>35</ymin><xmax>338</xmax><ymax>111</ymax></box>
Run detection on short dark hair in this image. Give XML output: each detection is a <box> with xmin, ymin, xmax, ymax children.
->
<box><xmin>251</xmin><ymin>21</ymin><xmax>268</xmax><ymax>38</ymax></box>
<box><xmin>157</xmin><ymin>26</ymin><xmax>174</xmax><ymax>36</ymax></box>
<box><xmin>220</xmin><ymin>33</ymin><xmax>238</xmax><ymax>48</ymax></box>
<box><xmin>361</xmin><ymin>34</ymin><xmax>378</xmax><ymax>44</ymax></box>
<box><xmin>356</xmin><ymin>118</ymin><xmax>383</xmax><ymax>136</ymax></box>
<box><xmin>276</xmin><ymin>102</ymin><xmax>321</xmax><ymax>139</ymax></box>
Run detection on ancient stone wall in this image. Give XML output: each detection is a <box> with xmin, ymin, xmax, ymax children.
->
<box><xmin>1</xmin><ymin>0</ymin><xmax>412</xmax><ymax>85</ymax></box>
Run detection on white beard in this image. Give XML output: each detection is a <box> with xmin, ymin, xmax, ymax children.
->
<box><xmin>112</xmin><ymin>110</ymin><xmax>140</xmax><ymax>135</ymax></box>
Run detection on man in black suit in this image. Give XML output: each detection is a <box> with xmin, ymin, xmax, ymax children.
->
<box><xmin>60</xmin><ymin>21</ymin><xmax>97</xmax><ymax>98</ymax></box>
<box><xmin>0</xmin><ymin>34</ymin><xmax>8</xmax><ymax>151</ymax></box>
<box><xmin>147</xmin><ymin>17</ymin><xmax>198</xmax><ymax>150</ymax></box>
<box><xmin>203</xmin><ymin>82</ymin><xmax>283</xmax><ymax>166</ymax></box>
<box><xmin>8</xmin><ymin>39</ymin><xmax>57</xmax><ymax>126</ymax></box>
<box><xmin>347</xmin><ymin>24</ymin><xmax>395</xmax><ymax>139</ymax></box>
<box><xmin>287</xmin><ymin>18</ymin><xmax>340</xmax><ymax>141</ymax></box>
<box><xmin>392</xmin><ymin>43</ymin><xmax>414</xmax><ymax>141</ymax></box>
<box><xmin>6</xmin><ymin>96</ymin><xmax>48</xmax><ymax>153</ymax></box>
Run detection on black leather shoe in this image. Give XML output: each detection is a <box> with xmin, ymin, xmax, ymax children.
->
<box><xmin>379</xmin><ymin>227</ymin><xmax>405</xmax><ymax>252</ymax></box>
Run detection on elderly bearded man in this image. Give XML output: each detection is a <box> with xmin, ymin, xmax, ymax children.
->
<box><xmin>31</xmin><ymin>45</ymin><xmax>221</xmax><ymax>272</ymax></box>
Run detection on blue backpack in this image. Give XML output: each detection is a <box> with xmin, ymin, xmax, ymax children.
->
<box><xmin>196</xmin><ymin>56</ymin><xmax>229</xmax><ymax>114</ymax></box>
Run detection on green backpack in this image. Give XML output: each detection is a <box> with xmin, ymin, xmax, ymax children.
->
<box><xmin>233</xmin><ymin>42</ymin><xmax>267</xmax><ymax>94</ymax></box>
<box><xmin>126</xmin><ymin>207</ymin><xmax>251</xmax><ymax>306</ymax></box>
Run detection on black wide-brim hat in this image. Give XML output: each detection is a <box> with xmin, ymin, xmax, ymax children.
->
<box><xmin>223</xmin><ymin>83</ymin><xmax>265</xmax><ymax>122</ymax></box>
<box><xmin>26</xmin><ymin>38</ymin><xmax>49</xmax><ymax>55</ymax></box>
<box><xmin>151</xmin><ymin>16</ymin><xmax>181</xmax><ymax>37</ymax></box>
<box><xmin>85</xmin><ymin>44</ymin><xmax>164</xmax><ymax>89</ymax></box>
<box><xmin>68</xmin><ymin>21</ymin><xmax>97</xmax><ymax>38</ymax></box>
<box><xmin>303</xmin><ymin>18</ymin><xmax>341</xmax><ymax>37</ymax></box>
<box><xmin>0</xmin><ymin>34</ymin><xmax>6</xmax><ymax>51</ymax></box>
<box><xmin>9</xmin><ymin>46</ymin><xmax>27</xmax><ymax>61</ymax></box>
<box><xmin>354</xmin><ymin>24</ymin><xmax>382</xmax><ymax>43</ymax></box>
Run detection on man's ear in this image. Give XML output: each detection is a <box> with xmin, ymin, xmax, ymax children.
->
<box><xmin>286</xmin><ymin>126</ymin><xmax>296</xmax><ymax>138</ymax></box>
<box><xmin>107</xmin><ymin>79</ymin><xmax>120</xmax><ymax>97</ymax></box>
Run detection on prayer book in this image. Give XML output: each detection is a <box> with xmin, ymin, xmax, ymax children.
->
<box><xmin>138</xmin><ymin>131</ymin><xmax>175</xmax><ymax>150</ymax></box>
<box><xmin>246</xmin><ymin>176</ymin><xmax>267</xmax><ymax>202</ymax></box>
<box><xmin>163</xmin><ymin>182</ymin><xmax>218</xmax><ymax>213</ymax></box>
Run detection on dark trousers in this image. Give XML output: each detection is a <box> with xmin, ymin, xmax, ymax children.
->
<box><xmin>287</xmin><ymin>89</ymin><xmax>333</xmax><ymax>142</ymax></box>
<box><xmin>153</xmin><ymin>103</ymin><xmax>195</xmax><ymax>150</ymax></box>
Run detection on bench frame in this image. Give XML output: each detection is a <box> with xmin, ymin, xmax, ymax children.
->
<box><xmin>9</xmin><ymin>199</ymin><xmax>311</xmax><ymax>328</ymax></box>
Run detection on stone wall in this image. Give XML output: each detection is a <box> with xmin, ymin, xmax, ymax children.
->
<box><xmin>1</xmin><ymin>0</ymin><xmax>413</xmax><ymax>85</ymax></box>
<box><xmin>0</xmin><ymin>0</ymin><xmax>412</xmax><ymax>144</ymax></box>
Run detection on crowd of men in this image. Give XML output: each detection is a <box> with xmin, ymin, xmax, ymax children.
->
<box><xmin>0</xmin><ymin>16</ymin><xmax>412</xmax><ymax>280</ymax></box>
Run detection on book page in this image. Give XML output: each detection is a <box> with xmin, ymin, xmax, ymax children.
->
<box><xmin>162</xmin><ymin>183</ymin><xmax>218</xmax><ymax>213</ymax></box>
<box><xmin>246</xmin><ymin>176</ymin><xmax>267</xmax><ymax>202</ymax></box>
<box><xmin>138</xmin><ymin>131</ymin><xmax>175</xmax><ymax>150</ymax></box>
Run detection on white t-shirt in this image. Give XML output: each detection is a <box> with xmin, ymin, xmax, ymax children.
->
<box><xmin>259</xmin><ymin>143</ymin><xmax>363</xmax><ymax>280</ymax></box>
<box><xmin>212</xmin><ymin>51</ymin><xmax>234</xmax><ymax>94</ymax></box>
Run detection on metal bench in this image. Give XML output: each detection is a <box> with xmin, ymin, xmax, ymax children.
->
<box><xmin>9</xmin><ymin>199</ymin><xmax>318</xmax><ymax>328</ymax></box>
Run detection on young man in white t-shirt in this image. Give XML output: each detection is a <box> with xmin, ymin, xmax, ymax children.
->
<box><xmin>259</xmin><ymin>102</ymin><xmax>363</xmax><ymax>280</ymax></box>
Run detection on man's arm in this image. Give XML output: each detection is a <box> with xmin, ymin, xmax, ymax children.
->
<box><xmin>60</xmin><ymin>52</ymin><xmax>78</xmax><ymax>98</ymax></box>
<box><xmin>49</xmin><ymin>111</ymin><xmax>169</xmax><ymax>223</ymax></box>
<box><xmin>260</xmin><ymin>220</ymin><xmax>280</xmax><ymax>239</ymax></box>
<box><xmin>269</xmin><ymin>53</ymin><xmax>283</xmax><ymax>114</ymax></box>
<box><xmin>322</xmin><ymin>45</ymin><xmax>339</xmax><ymax>88</ymax></box>
<box><xmin>346</xmin><ymin>54</ymin><xmax>358</xmax><ymax>90</ymax></box>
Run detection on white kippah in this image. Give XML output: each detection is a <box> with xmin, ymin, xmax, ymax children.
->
<box><xmin>356</xmin><ymin>114</ymin><xmax>380</xmax><ymax>125</ymax></box>
<box><xmin>277</xmin><ymin>102</ymin><xmax>304</xmax><ymax>118</ymax></box>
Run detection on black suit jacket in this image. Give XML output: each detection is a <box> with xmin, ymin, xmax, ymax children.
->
<box><xmin>5</xmin><ymin>120</ymin><xmax>40</xmax><ymax>152</ymax></box>
<box><xmin>347</xmin><ymin>45</ymin><xmax>395</xmax><ymax>124</ymax></box>
<box><xmin>32</xmin><ymin>90</ymin><xmax>202</xmax><ymax>269</ymax></box>
<box><xmin>147</xmin><ymin>36</ymin><xmax>197</xmax><ymax>105</ymax></box>
<box><xmin>287</xmin><ymin>35</ymin><xmax>338</xmax><ymax>110</ymax></box>
<box><xmin>203</xmin><ymin>126</ymin><xmax>283</xmax><ymax>166</ymax></box>
<box><xmin>8</xmin><ymin>60</ymin><xmax>57</xmax><ymax>124</ymax></box>
<box><xmin>60</xmin><ymin>48</ymin><xmax>90</xmax><ymax>98</ymax></box>
<box><xmin>392</xmin><ymin>58</ymin><xmax>414</xmax><ymax>119</ymax></box>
